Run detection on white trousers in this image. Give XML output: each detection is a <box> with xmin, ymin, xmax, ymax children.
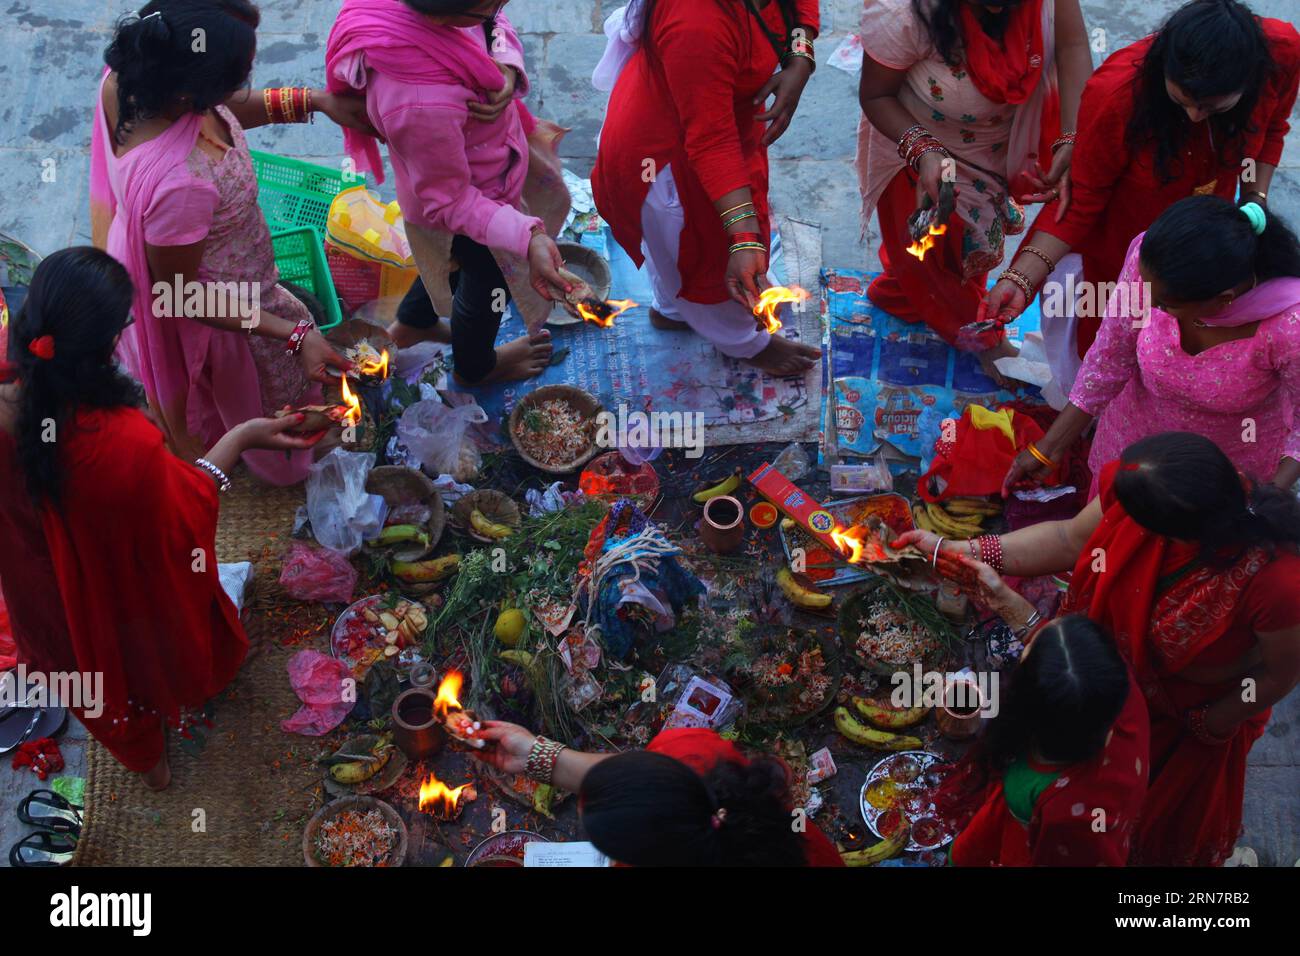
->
<box><xmin>639</xmin><ymin>166</ymin><xmax>769</xmax><ymax>359</ymax></box>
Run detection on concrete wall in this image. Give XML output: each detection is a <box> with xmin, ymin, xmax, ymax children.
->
<box><xmin>3</xmin><ymin>0</ymin><xmax>1296</xmax><ymax>269</ymax></box>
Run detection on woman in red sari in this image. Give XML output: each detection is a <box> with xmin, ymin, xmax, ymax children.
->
<box><xmin>472</xmin><ymin>721</ymin><xmax>843</xmax><ymax>866</ymax></box>
<box><xmin>0</xmin><ymin>248</ymin><xmax>322</xmax><ymax>790</ymax></box>
<box><xmin>900</xmin><ymin>431</ymin><xmax>1300</xmax><ymax>865</ymax></box>
<box><xmin>857</xmin><ymin>0</ymin><xmax>1093</xmax><ymax>379</ymax></box>
<box><xmin>592</xmin><ymin>0</ymin><xmax>823</xmax><ymax>376</ymax></box>
<box><xmin>983</xmin><ymin>0</ymin><xmax>1300</xmax><ymax>388</ymax></box>
<box><xmin>929</xmin><ymin>610</ymin><xmax>1148</xmax><ymax>867</ymax></box>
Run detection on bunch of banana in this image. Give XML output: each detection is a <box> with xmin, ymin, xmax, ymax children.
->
<box><xmin>692</xmin><ymin>469</ymin><xmax>742</xmax><ymax>504</ymax></box>
<box><xmin>852</xmin><ymin>696</ymin><xmax>928</xmax><ymax>730</ymax></box>
<box><xmin>469</xmin><ymin>508</ymin><xmax>514</xmax><ymax>540</ymax></box>
<box><xmin>839</xmin><ymin>821</ymin><xmax>911</xmax><ymax>866</ymax></box>
<box><xmin>392</xmin><ymin>553</ymin><xmax>461</xmax><ymax>583</ymax></box>
<box><xmin>776</xmin><ymin>567</ymin><xmax>831</xmax><ymax>609</ymax></box>
<box><xmin>912</xmin><ymin>496</ymin><xmax>999</xmax><ymax>539</ymax></box>
<box><xmin>371</xmin><ymin>524</ymin><xmax>431</xmax><ymax>549</ymax></box>
<box><xmin>833</xmin><ymin>706</ymin><xmax>923</xmax><ymax>751</ymax></box>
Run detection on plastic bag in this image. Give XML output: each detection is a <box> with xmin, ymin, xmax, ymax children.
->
<box><xmin>281</xmin><ymin>650</ymin><xmax>354</xmax><ymax>736</ymax></box>
<box><xmin>305</xmin><ymin>448</ymin><xmax>384</xmax><ymax>555</ymax></box>
<box><xmin>279</xmin><ymin>543</ymin><xmax>357</xmax><ymax>604</ymax></box>
<box><xmin>398</xmin><ymin>398</ymin><xmax>487</xmax><ymax>483</ymax></box>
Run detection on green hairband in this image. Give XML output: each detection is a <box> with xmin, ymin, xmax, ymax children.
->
<box><xmin>1240</xmin><ymin>201</ymin><xmax>1267</xmax><ymax>236</ymax></box>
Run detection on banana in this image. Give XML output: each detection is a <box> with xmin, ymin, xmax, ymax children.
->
<box><xmin>776</xmin><ymin>567</ymin><xmax>831</xmax><ymax>609</ymax></box>
<box><xmin>852</xmin><ymin>697</ymin><xmax>929</xmax><ymax>730</ymax></box>
<box><xmin>945</xmin><ymin>497</ymin><xmax>1001</xmax><ymax>517</ymax></box>
<box><xmin>912</xmin><ymin>504</ymin><xmax>936</xmax><ymax>534</ymax></box>
<box><xmin>833</xmin><ymin>706</ymin><xmax>923</xmax><ymax>750</ymax></box>
<box><xmin>329</xmin><ymin>747</ymin><xmax>392</xmax><ymax>784</ymax></box>
<box><xmin>925</xmin><ymin>501</ymin><xmax>983</xmax><ymax>538</ymax></box>
<box><xmin>499</xmin><ymin>649</ymin><xmax>536</xmax><ymax>669</ymax></box>
<box><xmin>532</xmin><ymin>782</ymin><xmax>556</xmax><ymax>818</ymax></box>
<box><xmin>839</xmin><ymin>821</ymin><xmax>911</xmax><ymax>866</ymax></box>
<box><xmin>469</xmin><ymin>508</ymin><xmax>513</xmax><ymax>540</ymax></box>
<box><xmin>392</xmin><ymin>554</ymin><xmax>461</xmax><ymax>583</ymax></box>
<box><xmin>373</xmin><ymin>524</ymin><xmax>431</xmax><ymax>548</ymax></box>
<box><xmin>692</xmin><ymin>469</ymin><xmax>742</xmax><ymax>505</ymax></box>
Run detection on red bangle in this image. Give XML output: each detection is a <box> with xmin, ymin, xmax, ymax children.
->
<box><xmin>976</xmin><ymin>534</ymin><xmax>1004</xmax><ymax>573</ymax></box>
<box><xmin>285</xmin><ymin>318</ymin><xmax>314</xmax><ymax>355</ymax></box>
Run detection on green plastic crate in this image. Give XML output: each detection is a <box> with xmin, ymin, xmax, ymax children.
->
<box><xmin>271</xmin><ymin>227</ymin><xmax>343</xmax><ymax>331</ymax></box>
<box><xmin>250</xmin><ymin>149</ymin><xmax>353</xmax><ymax>240</ymax></box>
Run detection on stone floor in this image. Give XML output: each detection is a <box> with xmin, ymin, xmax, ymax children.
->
<box><xmin>1</xmin><ymin>0</ymin><xmax>1296</xmax><ymax>865</ymax></box>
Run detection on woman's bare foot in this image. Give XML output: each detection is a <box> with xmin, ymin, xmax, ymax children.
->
<box><xmin>454</xmin><ymin>330</ymin><xmax>553</xmax><ymax>386</ymax></box>
<box><xmin>388</xmin><ymin>319</ymin><xmax>452</xmax><ymax>349</ymax></box>
<box><xmin>649</xmin><ymin>308</ymin><xmax>689</xmax><ymax>331</ymax></box>
<box><xmin>141</xmin><ymin>750</ymin><xmax>171</xmax><ymax>792</ymax></box>
<box><xmin>745</xmin><ymin>336</ymin><xmax>820</xmax><ymax>376</ymax></box>
<box><xmin>978</xmin><ymin>338</ymin><xmax>1020</xmax><ymax>388</ymax></box>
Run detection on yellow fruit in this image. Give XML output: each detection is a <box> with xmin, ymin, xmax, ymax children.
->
<box><xmin>494</xmin><ymin>608</ymin><xmax>527</xmax><ymax>647</ymax></box>
<box><xmin>329</xmin><ymin>748</ymin><xmax>392</xmax><ymax>784</ymax></box>
<box><xmin>776</xmin><ymin>567</ymin><xmax>831</xmax><ymax>609</ymax></box>
<box><xmin>692</xmin><ymin>470</ymin><xmax>741</xmax><ymax>505</ymax></box>
<box><xmin>391</xmin><ymin>554</ymin><xmax>461</xmax><ymax>583</ymax></box>
<box><xmin>852</xmin><ymin>697</ymin><xmax>929</xmax><ymax>730</ymax></box>
<box><xmin>924</xmin><ymin>501</ymin><xmax>982</xmax><ymax>537</ymax></box>
<box><xmin>833</xmin><ymin>706</ymin><xmax>922</xmax><ymax>750</ymax></box>
<box><xmin>470</xmin><ymin>508</ymin><xmax>513</xmax><ymax>539</ymax></box>
<box><xmin>840</xmin><ymin>821</ymin><xmax>911</xmax><ymax>866</ymax></box>
<box><xmin>499</xmin><ymin>649</ymin><xmax>536</xmax><ymax>669</ymax></box>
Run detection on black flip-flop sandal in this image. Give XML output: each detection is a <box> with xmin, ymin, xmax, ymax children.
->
<box><xmin>17</xmin><ymin>789</ymin><xmax>83</xmax><ymax>834</ymax></box>
<box><xmin>9</xmin><ymin>830</ymin><xmax>77</xmax><ymax>867</ymax></box>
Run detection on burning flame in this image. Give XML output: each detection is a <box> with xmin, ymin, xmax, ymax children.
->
<box><xmin>433</xmin><ymin>669</ymin><xmax>464</xmax><ymax>717</ymax></box>
<box><xmin>753</xmin><ymin>286</ymin><xmax>811</xmax><ymax>334</ymax></box>
<box><xmin>418</xmin><ymin>772</ymin><xmax>470</xmax><ymax>817</ymax></box>
<box><xmin>829</xmin><ymin>524</ymin><xmax>870</xmax><ymax>564</ymax></box>
<box><xmin>576</xmin><ymin>298</ymin><xmax>637</xmax><ymax>328</ymax></box>
<box><xmin>906</xmin><ymin>223</ymin><xmax>948</xmax><ymax>261</ymax></box>
<box><xmin>356</xmin><ymin>348</ymin><xmax>389</xmax><ymax>380</ymax></box>
<box><xmin>339</xmin><ymin>373</ymin><xmax>362</xmax><ymax>426</ymax></box>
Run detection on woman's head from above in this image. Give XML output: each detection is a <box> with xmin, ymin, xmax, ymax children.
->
<box><xmin>1114</xmin><ymin>432</ymin><xmax>1300</xmax><ymax>562</ymax></box>
<box><xmin>990</xmin><ymin>614</ymin><xmax>1129</xmax><ymax>769</ymax></box>
<box><xmin>6</xmin><ymin>248</ymin><xmax>143</xmax><ymax>499</ymax></box>
<box><xmin>577</xmin><ymin>749</ymin><xmax>807</xmax><ymax>866</ymax></box>
<box><xmin>1138</xmin><ymin>196</ymin><xmax>1300</xmax><ymax>322</ymax></box>
<box><xmin>400</xmin><ymin>0</ymin><xmax>509</xmax><ymax>26</ymax></box>
<box><xmin>105</xmin><ymin>0</ymin><xmax>261</xmax><ymax>143</ymax></box>
<box><xmin>1131</xmin><ymin>0</ymin><xmax>1272</xmax><ymax>179</ymax></box>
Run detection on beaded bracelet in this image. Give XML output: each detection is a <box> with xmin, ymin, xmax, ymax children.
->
<box><xmin>1050</xmin><ymin>132</ymin><xmax>1076</xmax><ymax>153</ymax></box>
<box><xmin>1020</xmin><ymin>245</ymin><xmax>1056</xmax><ymax>273</ymax></box>
<box><xmin>285</xmin><ymin>318</ymin><xmax>314</xmax><ymax>355</ymax></box>
<box><xmin>194</xmin><ymin>457</ymin><xmax>232</xmax><ymax>493</ymax></box>
<box><xmin>998</xmin><ymin>268</ymin><xmax>1035</xmax><ymax>301</ymax></box>
<box><xmin>524</xmin><ymin>736</ymin><xmax>568</xmax><ymax>783</ymax></box>
<box><xmin>976</xmin><ymin>534</ymin><xmax>1004</xmax><ymax>573</ymax></box>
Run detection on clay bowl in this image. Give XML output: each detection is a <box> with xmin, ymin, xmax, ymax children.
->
<box><xmin>303</xmin><ymin>795</ymin><xmax>408</xmax><ymax>868</ymax></box>
<box><xmin>548</xmin><ymin>242</ymin><xmax>613</xmax><ymax>327</ymax></box>
<box><xmin>365</xmin><ymin>465</ymin><xmax>446</xmax><ymax>560</ymax></box>
<box><xmin>450</xmin><ymin>489</ymin><xmax>523</xmax><ymax>544</ymax></box>
<box><xmin>508</xmin><ymin>385</ymin><xmax>603</xmax><ymax>475</ymax></box>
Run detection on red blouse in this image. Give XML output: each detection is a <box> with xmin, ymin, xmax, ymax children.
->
<box><xmin>592</xmin><ymin>0</ymin><xmax>819</xmax><ymax>305</ymax></box>
<box><xmin>647</xmin><ymin>727</ymin><xmax>845</xmax><ymax>866</ymax></box>
<box><xmin>1026</xmin><ymin>18</ymin><xmax>1300</xmax><ymax>290</ymax></box>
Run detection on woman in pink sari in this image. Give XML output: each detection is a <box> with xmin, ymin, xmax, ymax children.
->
<box><xmin>90</xmin><ymin>1</ymin><xmax>373</xmax><ymax>484</ymax></box>
<box><xmin>1005</xmin><ymin>195</ymin><xmax>1300</xmax><ymax>496</ymax></box>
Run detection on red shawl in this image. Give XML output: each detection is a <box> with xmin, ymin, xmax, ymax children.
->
<box><xmin>959</xmin><ymin>0</ymin><xmax>1047</xmax><ymax>106</ymax></box>
<box><xmin>0</xmin><ymin>407</ymin><xmax>247</xmax><ymax>769</ymax></box>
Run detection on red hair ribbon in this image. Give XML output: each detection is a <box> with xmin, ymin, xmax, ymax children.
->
<box><xmin>28</xmin><ymin>335</ymin><xmax>55</xmax><ymax>361</ymax></box>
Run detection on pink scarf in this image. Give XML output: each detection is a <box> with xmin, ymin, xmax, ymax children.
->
<box><xmin>325</xmin><ymin>0</ymin><xmax>508</xmax><ymax>184</ymax></box>
<box><xmin>1204</xmin><ymin>276</ymin><xmax>1300</xmax><ymax>328</ymax></box>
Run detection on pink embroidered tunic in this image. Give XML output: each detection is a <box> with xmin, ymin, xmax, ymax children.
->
<box><xmin>1070</xmin><ymin>239</ymin><xmax>1300</xmax><ymax>495</ymax></box>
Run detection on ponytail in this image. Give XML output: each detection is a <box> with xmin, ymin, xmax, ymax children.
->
<box><xmin>1140</xmin><ymin>194</ymin><xmax>1300</xmax><ymax>303</ymax></box>
<box><xmin>7</xmin><ymin>248</ymin><xmax>143</xmax><ymax>502</ymax></box>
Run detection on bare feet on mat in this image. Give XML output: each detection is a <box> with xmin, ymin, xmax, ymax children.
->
<box><xmin>454</xmin><ymin>330</ymin><xmax>553</xmax><ymax>386</ymax></box>
<box><xmin>142</xmin><ymin>750</ymin><xmax>171</xmax><ymax>792</ymax></box>
<box><xmin>388</xmin><ymin>318</ymin><xmax>452</xmax><ymax>349</ymax></box>
<box><xmin>977</xmin><ymin>338</ymin><xmax>1020</xmax><ymax>389</ymax></box>
<box><xmin>649</xmin><ymin>308</ymin><xmax>689</xmax><ymax>331</ymax></box>
<box><xmin>745</xmin><ymin>336</ymin><xmax>820</xmax><ymax>376</ymax></box>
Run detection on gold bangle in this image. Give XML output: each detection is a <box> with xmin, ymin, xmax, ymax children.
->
<box><xmin>1020</xmin><ymin>245</ymin><xmax>1056</xmax><ymax>273</ymax></box>
<box><xmin>1026</xmin><ymin>442</ymin><xmax>1056</xmax><ymax>468</ymax></box>
<box><xmin>718</xmin><ymin>202</ymin><xmax>755</xmax><ymax>220</ymax></box>
<box><xmin>263</xmin><ymin>88</ymin><xmax>274</xmax><ymax>122</ymax></box>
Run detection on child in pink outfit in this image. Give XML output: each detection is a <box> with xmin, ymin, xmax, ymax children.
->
<box><xmin>326</xmin><ymin>0</ymin><xmax>570</xmax><ymax>385</ymax></box>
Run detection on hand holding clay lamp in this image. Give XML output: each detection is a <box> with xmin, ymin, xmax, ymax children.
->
<box><xmin>434</xmin><ymin>670</ymin><xmax>485</xmax><ymax>749</ymax></box>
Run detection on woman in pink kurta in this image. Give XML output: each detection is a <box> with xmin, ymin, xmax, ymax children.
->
<box><xmin>1005</xmin><ymin>196</ymin><xmax>1300</xmax><ymax>496</ymax></box>
<box><xmin>90</xmin><ymin>2</ymin><xmax>372</xmax><ymax>485</ymax></box>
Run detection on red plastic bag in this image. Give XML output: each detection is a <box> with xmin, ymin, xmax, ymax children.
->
<box><xmin>278</xmin><ymin>543</ymin><xmax>358</xmax><ymax>604</ymax></box>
